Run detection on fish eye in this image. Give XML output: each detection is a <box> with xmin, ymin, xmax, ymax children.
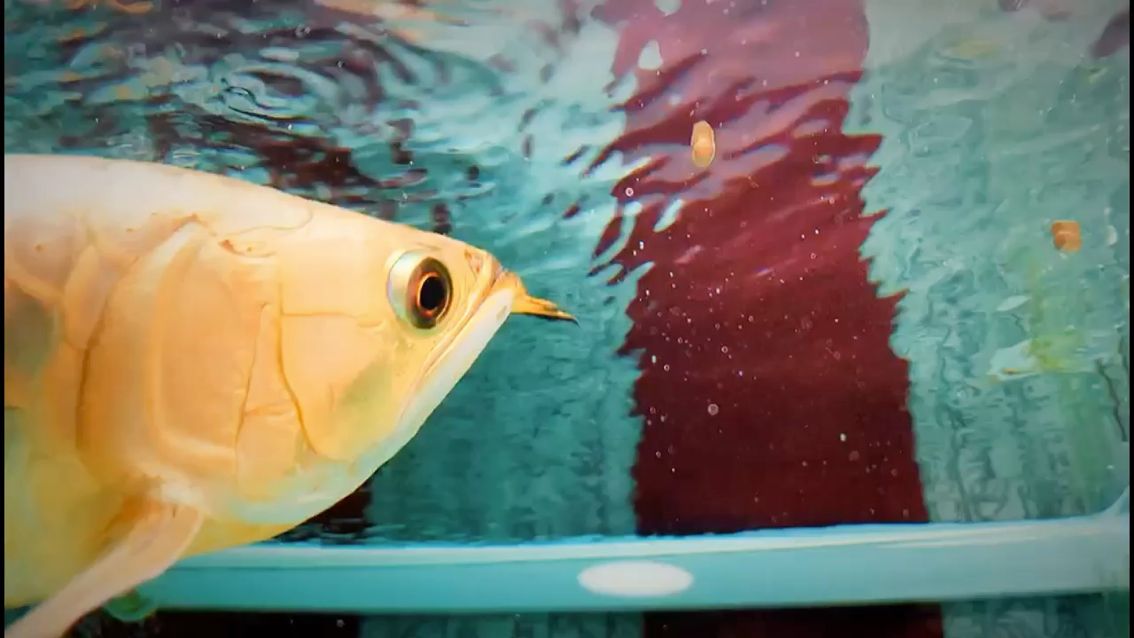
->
<box><xmin>415</xmin><ymin>269</ymin><xmax>449</xmax><ymax>319</ymax></box>
<box><xmin>388</xmin><ymin>252</ymin><xmax>453</xmax><ymax>329</ymax></box>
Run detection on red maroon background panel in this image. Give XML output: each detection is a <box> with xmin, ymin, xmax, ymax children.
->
<box><xmin>591</xmin><ymin>0</ymin><xmax>942</xmax><ymax>635</ymax></box>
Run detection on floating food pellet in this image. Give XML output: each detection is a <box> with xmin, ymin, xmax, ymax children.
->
<box><xmin>1051</xmin><ymin>220</ymin><xmax>1082</xmax><ymax>253</ymax></box>
<box><xmin>690</xmin><ymin>120</ymin><xmax>716</xmax><ymax>168</ymax></box>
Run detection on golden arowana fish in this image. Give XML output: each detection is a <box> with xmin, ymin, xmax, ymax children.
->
<box><xmin>3</xmin><ymin>154</ymin><xmax>574</xmax><ymax>638</ymax></box>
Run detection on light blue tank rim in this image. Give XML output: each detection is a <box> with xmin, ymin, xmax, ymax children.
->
<box><xmin>134</xmin><ymin>487</ymin><xmax>1129</xmax><ymax>614</ymax></box>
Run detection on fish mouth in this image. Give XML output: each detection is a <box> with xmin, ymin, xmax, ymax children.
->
<box><xmin>503</xmin><ymin>272</ymin><xmax>577</xmax><ymax>324</ymax></box>
<box><xmin>418</xmin><ymin>264</ymin><xmax>575</xmax><ymax>382</ymax></box>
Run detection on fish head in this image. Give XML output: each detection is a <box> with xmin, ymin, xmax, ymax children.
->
<box><xmin>219</xmin><ymin>209</ymin><xmax>574</xmax><ymax>523</ymax></box>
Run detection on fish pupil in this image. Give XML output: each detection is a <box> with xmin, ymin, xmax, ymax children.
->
<box><xmin>418</xmin><ymin>273</ymin><xmax>447</xmax><ymax>315</ymax></box>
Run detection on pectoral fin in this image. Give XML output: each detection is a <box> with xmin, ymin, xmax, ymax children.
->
<box><xmin>103</xmin><ymin>588</ymin><xmax>158</xmax><ymax>623</ymax></box>
<box><xmin>4</xmin><ymin>500</ymin><xmax>203</xmax><ymax>638</ymax></box>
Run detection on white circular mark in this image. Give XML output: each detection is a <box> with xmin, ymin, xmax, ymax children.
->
<box><xmin>577</xmin><ymin>560</ymin><xmax>694</xmax><ymax>598</ymax></box>
<box><xmin>638</xmin><ymin>40</ymin><xmax>663</xmax><ymax>70</ymax></box>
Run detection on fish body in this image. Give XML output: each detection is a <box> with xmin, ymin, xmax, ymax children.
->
<box><xmin>3</xmin><ymin>154</ymin><xmax>571</xmax><ymax>637</ymax></box>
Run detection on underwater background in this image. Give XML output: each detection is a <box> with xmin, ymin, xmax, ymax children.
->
<box><xmin>3</xmin><ymin>0</ymin><xmax>1129</xmax><ymax>635</ymax></box>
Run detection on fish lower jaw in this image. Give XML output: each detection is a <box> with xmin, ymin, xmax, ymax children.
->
<box><xmin>396</xmin><ymin>286</ymin><xmax>516</xmax><ymax>435</ymax></box>
<box><xmin>136</xmin><ymin>465</ymin><xmax>340</xmax><ymax>527</ymax></box>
